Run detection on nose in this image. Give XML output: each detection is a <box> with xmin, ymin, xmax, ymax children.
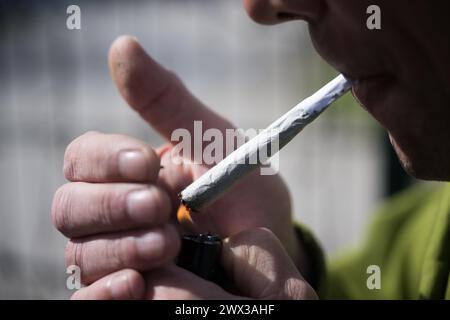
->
<box><xmin>243</xmin><ymin>0</ymin><xmax>325</xmax><ymax>25</ymax></box>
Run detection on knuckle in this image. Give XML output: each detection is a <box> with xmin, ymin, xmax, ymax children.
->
<box><xmin>63</xmin><ymin>138</ymin><xmax>82</xmax><ymax>181</ymax></box>
<box><xmin>66</xmin><ymin>240</ymin><xmax>91</xmax><ymax>285</ymax></box>
<box><xmin>65</xmin><ymin>241</ymin><xmax>75</xmax><ymax>266</ymax></box>
<box><xmin>63</xmin><ymin>150</ymin><xmax>77</xmax><ymax>181</ymax></box>
<box><xmin>63</xmin><ymin>131</ymin><xmax>101</xmax><ymax>181</ymax></box>
<box><xmin>63</xmin><ymin>138</ymin><xmax>81</xmax><ymax>181</ymax></box>
<box><xmin>97</xmin><ymin>186</ymin><xmax>134</xmax><ymax>228</ymax></box>
<box><xmin>97</xmin><ymin>188</ymin><xmax>120</xmax><ymax>227</ymax></box>
<box><xmin>139</xmin><ymin>70</ymin><xmax>177</xmax><ymax>115</ymax></box>
<box><xmin>65</xmin><ymin>240</ymin><xmax>83</xmax><ymax>269</ymax></box>
<box><xmin>52</xmin><ymin>184</ymin><xmax>72</xmax><ymax>234</ymax></box>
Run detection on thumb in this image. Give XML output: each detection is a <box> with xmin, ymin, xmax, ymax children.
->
<box><xmin>222</xmin><ymin>228</ymin><xmax>318</xmax><ymax>300</ymax></box>
<box><xmin>108</xmin><ymin>36</ymin><xmax>234</xmax><ymax>150</ymax></box>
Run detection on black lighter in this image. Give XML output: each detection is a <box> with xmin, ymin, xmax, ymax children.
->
<box><xmin>176</xmin><ymin>233</ymin><xmax>227</xmax><ymax>287</ymax></box>
<box><xmin>176</xmin><ymin>202</ymin><xmax>229</xmax><ymax>287</ymax></box>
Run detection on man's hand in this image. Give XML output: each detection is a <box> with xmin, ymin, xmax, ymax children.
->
<box><xmin>71</xmin><ymin>228</ymin><xmax>317</xmax><ymax>300</ymax></box>
<box><xmin>52</xmin><ymin>36</ymin><xmax>312</xmax><ymax>298</ymax></box>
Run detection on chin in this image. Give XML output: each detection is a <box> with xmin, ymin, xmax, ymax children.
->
<box><xmin>391</xmin><ymin>135</ymin><xmax>450</xmax><ymax>182</ymax></box>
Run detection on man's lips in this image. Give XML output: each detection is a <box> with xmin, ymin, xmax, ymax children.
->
<box><xmin>349</xmin><ymin>74</ymin><xmax>395</xmax><ymax>114</ymax></box>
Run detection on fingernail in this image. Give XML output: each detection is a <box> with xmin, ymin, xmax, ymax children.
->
<box><xmin>126</xmin><ymin>189</ymin><xmax>154</xmax><ymax>221</ymax></box>
<box><xmin>107</xmin><ymin>272</ymin><xmax>130</xmax><ymax>300</ymax></box>
<box><xmin>135</xmin><ymin>231</ymin><xmax>165</xmax><ymax>261</ymax></box>
<box><xmin>118</xmin><ymin>150</ymin><xmax>147</xmax><ymax>180</ymax></box>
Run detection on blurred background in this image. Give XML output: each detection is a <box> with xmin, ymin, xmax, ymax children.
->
<box><xmin>0</xmin><ymin>0</ymin><xmax>413</xmax><ymax>298</ymax></box>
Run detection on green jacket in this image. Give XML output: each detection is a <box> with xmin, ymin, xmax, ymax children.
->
<box><xmin>300</xmin><ymin>183</ymin><xmax>450</xmax><ymax>299</ymax></box>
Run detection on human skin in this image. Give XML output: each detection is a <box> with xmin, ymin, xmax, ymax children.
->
<box><xmin>244</xmin><ymin>0</ymin><xmax>450</xmax><ymax>180</ymax></box>
<box><xmin>53</xmin><ymin>0</ymin><xmax>450</xmax><ymax>299</ymax></box>
<box><xmin>53</xmin><ymin>36</ymin><xmax>314</xmax><ymax>299</ymax></box>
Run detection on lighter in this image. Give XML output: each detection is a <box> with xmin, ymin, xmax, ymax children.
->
<box><xmin>176</xmin><ymin>204</ymin><xmax>227</xmax><ymax>287</ymax></box>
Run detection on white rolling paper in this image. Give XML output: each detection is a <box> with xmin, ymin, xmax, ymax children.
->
<box><xmin>180</xmin><ymin>74</ymin><xmax>352</xmax><ymax>211</ymax></box>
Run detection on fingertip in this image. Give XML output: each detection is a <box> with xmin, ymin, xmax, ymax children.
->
<box><xmin>63</xmin><ymin>131</ymin><xmax>103</xmax><ymax>182</ymax></box>
<box><xmin>107</xmin><ymin>269</ymin><xmax>146</xmax><ymax>300</ymax></box>
<box><xmin>108</xmin><ymin>34</ymin><xmax>174</xmax><ymax>119</ymax></box>
<box><xmin>51</xmin><ymin>184</ymin><xmax>66</xmax><ymax>233</ymax></box>
<box><xmin>108</xmin><ymin>35</ymin><xmax>142</xmax><ymax>67</ymax></box>
<box><xmin>108</xmin><ymin>35</ymin><xmax>155</xmax><ymax>106</ymax></box>
<box><xmin>108</xmin><ymin>35</ymin><xmax>147</xmax><ymax>102</ymax></box>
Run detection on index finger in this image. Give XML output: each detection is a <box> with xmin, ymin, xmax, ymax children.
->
<box><xmin>108</xmin><ymin>36</ymin><xmax>235</xmax><ymax>149</ymax></box>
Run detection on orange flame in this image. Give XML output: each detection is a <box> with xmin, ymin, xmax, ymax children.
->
<box><xmin>177</xmin><ymin>203</ymin><xmax>197</xmax><ymax>234</ymax></box>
